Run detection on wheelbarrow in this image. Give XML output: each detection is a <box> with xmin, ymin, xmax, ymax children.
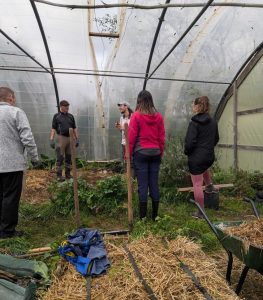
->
<box><xmin>190</xmin><ymin>197</ymin><xmax>263</xmax><ymax>295</ymax></box>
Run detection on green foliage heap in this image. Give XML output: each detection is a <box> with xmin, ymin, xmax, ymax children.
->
<box><xmin>48</xmin><ymin>175</ymin><xmax>127</xmax><ymax>216</ymax></box>
<box><xmin>159</xmin><ymin>137</ymin><xmax>263</xmax><ymax>202</ymax></box>
<box><xmin>159</xmin><ymin>137</ymin><xmax>191</xmax><ymax>203</ymax></box>
<box><xmin>213</xmin><ymin>168</ymin><xmax>263</xmax><ymax>199</ymax></box>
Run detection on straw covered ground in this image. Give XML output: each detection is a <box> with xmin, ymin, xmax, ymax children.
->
<box><xmin>213</xmin><ymin>251</ymin><xmax>263</xmax><ymax>300</ymax></box>
<box><xmin>42</xmin><ymin>235</ymin><xmax>239</xmax><ymax>300</ymax></box>
<box><xmin>22</xmin><ymin>170</ymin><xmax>52</xmax><ymax>203</ymax></box>
<box><xmin>224</xmin><ymin>219</ymin><xmax>263</xmax><ymax>249</ymax></box>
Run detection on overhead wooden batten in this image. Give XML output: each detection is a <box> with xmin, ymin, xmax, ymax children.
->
<box><xmin>89</xmin><ymin>32</ymin><xmax>119</xmax><ymax>38</ymax></box>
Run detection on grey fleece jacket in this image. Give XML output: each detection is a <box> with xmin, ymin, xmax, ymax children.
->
<box><xmin>0</xmin><ymin>102</ymin><xmax>38</xmax><ymax>172</ymax></box>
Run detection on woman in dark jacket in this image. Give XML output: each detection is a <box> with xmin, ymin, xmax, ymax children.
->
<box><xmin>184</xmin><ymin>96</ymin><xmax>219</xmax><ymax>219</ymax></box>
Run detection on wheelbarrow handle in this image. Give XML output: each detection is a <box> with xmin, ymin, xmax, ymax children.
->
<box><xmin>243</xmin><ymin>197</ymin><xmax>260</xmax><ymax>220</ymax></box>
<box><xmin>189</xmin><ymin>199</ymin><xmax>233</xmax><ymax>283</ymax></box>
<box><xmin>189</xmin><ymin>199</ymin><xmax>220</xmax><ymax>240</ymax></box>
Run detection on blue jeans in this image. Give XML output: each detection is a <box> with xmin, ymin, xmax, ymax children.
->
<box><xmin>133</xmin><ymin>152</ymin><xmax>161</xmax><ymax>203</ymax></box>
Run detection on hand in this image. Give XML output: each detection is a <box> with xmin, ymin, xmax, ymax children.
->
<box><xmin>115</xmin><ymin>122</ymin><xmax>121</xmax><ymax>130</ymax></box>
<box><xmin>31</xmin><ymin>160</ymin><xmax>41</xmax><ymax>169</ymax></box>
<box><xmin>75</xmin><ymin>139</ymin><xmax>79</xmax><ymax>148</ymax></box>
<box><xmin>50</xmin><ymin>139</ymin><xmax>55</xmax><ymax>149</ymax></box>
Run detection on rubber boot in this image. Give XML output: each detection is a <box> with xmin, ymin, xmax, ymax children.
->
<box><xmin>56</xmin><ymin>170</ymin><xmax>64</xmax><ymax>182</ymax></box>
<box><xmin>152</xmin><ymin>201</ymin><xmax>159</xmax><ymax>221</ymax></box>
<box><xmin>65</xmin><ymin>167</ymin><xmax>72</xmax><ymax>179</ymax></box>
<box><xmin>65</xmin><ymin>154</ymin><xmax>72</xmax><ymax>179</ymax></box>
<box><xmin>139</xmin><ymin>202</ymin><xmax>147</xmax><ymax>219</ymax></box>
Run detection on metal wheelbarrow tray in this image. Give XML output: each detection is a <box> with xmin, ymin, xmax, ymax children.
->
<box><xmin>190</xmin><ymin>197</ymin><xmax>263</xmax><ymax>295</ymax></box>
<box><xmin>214</xmin><ymin>220</ymin><xmax>263</xmax><ymax>273</ymax></box>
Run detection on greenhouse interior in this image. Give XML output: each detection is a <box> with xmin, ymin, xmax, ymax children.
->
<box><xmin>0</xmin><ymin>1</ymin><xmax>263</xmax><ymax>299</ymax></box>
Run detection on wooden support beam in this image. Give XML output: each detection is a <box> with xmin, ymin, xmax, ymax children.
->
<box><xmin>237</xmin><ymin>107</ymin><xmax>263</xmax><ymax>116</ymax></box>
<box><xmin>69</xmin><ymin>128</ymin><xmax>80</xmax><ymax>227</ymax></box>
<box><xmin>233</xmin><ymin>80</ymin><xmax>238</xmax><ymax>170</ymax></box>
<box><xmin>89</xmin><ymin>32</ymin><xmax>119</xmax><ymax>38</ymax></box>
<box><xmin>177</xmin><ymin>183</ymin><xmax>234</xmax><ymax>192</ymax></box>
<box><xmin>217</xmin><ymin>144</ymin><xmax>263</xmax><ymax>151</ymax></box>
<box><xmin>124</xmin><ymin>123</ymin><xmax>133</xmax><ymax>231</ymax></box>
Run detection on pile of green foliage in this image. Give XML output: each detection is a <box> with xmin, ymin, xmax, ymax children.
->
<box><xmin>159</xmin><ymin>137</ymin><xmax>191</xmax><ymax>203</ymax></box>
<box><xmin>213</xmin><ymin>167</ymin><xmax>263</xmax><ymax>199</ymax></box>
<box><xmin>29</xmin><ymin>154</ymin><xmax>123</xmax><ymax>172</ymax></box>
<box><xmin>48</xmin><ymin>175</ymin><xmax>127</xmax><ymax>217</ymax></box>
<box><xmin>159</xmin><ymin>137</ymin><xmax>263</xmax><ymax>202</ymax></box>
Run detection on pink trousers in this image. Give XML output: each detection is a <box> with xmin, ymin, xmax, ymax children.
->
<box><xmin>190</xmin><ymin>170</ymin><xmax>212</xmax><ymax>209</ymax></box>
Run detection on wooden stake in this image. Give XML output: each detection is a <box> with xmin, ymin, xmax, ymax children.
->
<box><xmin>28</xmin><ymin>247</ymin><xmax>51</xmax><ymax>253</ymax></box>
<box><xmin>69</xmin><ymin>128</ymin><xmax>80</xmax><ymax>227</ymax></box>
<box><xmin>21</xmin><ymin>170</ymin><xmax>27</xmax><ymax>200</ymax></box>
<box><xmin>124</xmin><ymin>123</ymin><xmax>133</xmax><ymax>230</ymax></box>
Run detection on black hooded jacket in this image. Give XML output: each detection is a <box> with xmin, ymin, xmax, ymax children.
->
<box><xmin>184</xmin><ymin>113</ymin><xmax>219</xmax><ymax>175</ymax></box>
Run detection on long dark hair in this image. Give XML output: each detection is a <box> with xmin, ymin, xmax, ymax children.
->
<box><xmin>128</xmin><ymin>107</ymin><xmax>133</xmax><ymax>118</ymax></box>
<box><xmin>136</xmin><ymin>90</ymin><xmax>157</xmax><ymax>115</ymax></box>
<box><xmin>121</xmin><ymin>106</ymin><xmax>133</xmax><ymax>119</ymax></box>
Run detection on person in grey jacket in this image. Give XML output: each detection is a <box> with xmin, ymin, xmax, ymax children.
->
<box><xmin>0</xmin><ymin>87</ymin><xmax>39</xmax><ymax>238</ymax></box>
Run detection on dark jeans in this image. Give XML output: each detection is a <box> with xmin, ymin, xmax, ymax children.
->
<box><xmin>133</xmin><ymin>152</ymin><xmax>161</xmax><ymax>203</ymax></box>
<box><xmin>0</xmin><ymin>171</ymin><xmax>23</xmax><ymax>233</ymax></box>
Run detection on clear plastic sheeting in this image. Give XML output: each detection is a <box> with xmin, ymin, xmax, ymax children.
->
<box><xmin>0</xmin><ymin>0</ymin><xmax>263</xmax><ymax>163</ymax></box>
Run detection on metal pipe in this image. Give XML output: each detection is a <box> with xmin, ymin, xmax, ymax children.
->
<box><xmin>147</xmin><ymin>0</ymin><xmax>215</xmax><ymax>81</ymax></box>
<box><xmin>34</xmin><ymin>1</ymin><xmax>263</xmax><ymax>10</ymax></box>
<box><xmin>0</xmin><ymin>52</ymin><xmax>27</xmax><ymax>57</ymax></box>
<box><xmin>30</xmin><ymin>0</ymin><xmax>60</xmax><ymax>111</ymax></box>
<box><xmin>243</xmin><ymin>197</ymin><xmax>260</xmax><ymax>219</ymax></box>
<box><xmin>143</xmin><ymin>0</ymin><xmax>170</xmax><ymax>90</ymax></box>
<box><xmin>215</xmin><ymin>41</ymin><xmax>263</xmax><ymax>120</ymax></box>
<box><xmin>0</xmin><ymin>66</ymin><xmax>230</xmax><ymax>85</ymax></box>
<box><xmin>0</xmin><ymin>29</ymin><xmax>51</xmax><ymax>74</ymax></box>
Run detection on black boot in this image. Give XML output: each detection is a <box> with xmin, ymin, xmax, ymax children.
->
<box><xmin>139</xmin><ymin>202</ymin><xmax>147</xmax><ymax>219</ymax></box>
<box><xmin>56</xmin><ymin>170</ymin><xmax>64</xmax><ymax>182</ymax></box>
<box><xmin>152</xmin><ymin>201</ymin><xmax>159</xmax><ymax>221</ymax></box>
<box><xmin>65</xmin><ymin>168</ymin><xmax>72</xmax><ymax>179</ymax></box>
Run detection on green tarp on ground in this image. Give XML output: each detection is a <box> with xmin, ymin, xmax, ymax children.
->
<box><xmin>0</xmin><ymin>253</ymin><xmax>49</xmax><ymax>300</ymax></box>
<box><xmin>0</xmin><ymin>279</ymin><xmax>36</xmax><ymax>300</ymax></box>
<box><xmin>0</xmin><ymin>253</ymin><xmax>49</xmax><ymax>282</ymax></box>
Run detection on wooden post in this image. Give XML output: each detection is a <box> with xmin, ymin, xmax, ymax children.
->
<box><xmin>21</xmin><ymin>170</ymin><xmax>27</xmax><ymax>200</ymax></box>
<box><xmin>233</xmin><ymin>80</ymin><xmax>238</xmax><ymax>170</ymax></box>
<box><xmin>124</xmin><ymin>123</ymin><xmax>133</xmax><ymax>231</ymax></box>
<box><xmin>69</xmin><ymin>128</ymin><xmax>80</xmax><ymax>227</ymax></box>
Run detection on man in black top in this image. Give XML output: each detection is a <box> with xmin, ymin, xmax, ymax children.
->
<box><xmin>50</xmin><ymin>100</ymin><xmax>79</xmax><ymax>181</ymax></box>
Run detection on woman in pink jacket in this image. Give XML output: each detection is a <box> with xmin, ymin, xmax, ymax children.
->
<box><xmin>128</xmin><ymin>90</ymin><xmax>165</xmax><ymax>220</ymax></box>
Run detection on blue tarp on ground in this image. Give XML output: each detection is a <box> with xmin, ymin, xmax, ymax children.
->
<box><xmin>58</xmin><ymin>228</ymin><xmax>110</xmax><ymax>276</ymax></box>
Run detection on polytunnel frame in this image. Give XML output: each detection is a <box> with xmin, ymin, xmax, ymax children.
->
<box><xmin>1</xmin><ymin>1</ymin><xmax>263</xmax><ymax>112</ymax></box>
<box><xmin>215</xmin><ymin>41</ymin><xmax>263</xmax><ymax>169</ymax></box>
